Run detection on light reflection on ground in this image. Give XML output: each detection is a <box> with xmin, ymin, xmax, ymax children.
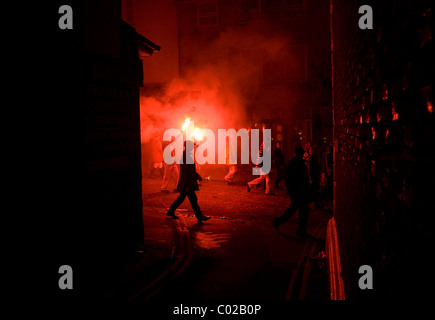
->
<box><xmin>193</xmin><ymin>231</ymin><xmax>231</xmax><ymax>249</ymax></box>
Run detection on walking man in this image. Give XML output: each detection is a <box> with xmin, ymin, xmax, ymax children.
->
<box><xmin>272</xmin><ymin>147</ymin><xmax>311</xmax><ymax>236</ymax></box>
<box><xmin>166</xmin><ymin>140</ymin><xmax>211</xmax><ymax>222</ymax></box>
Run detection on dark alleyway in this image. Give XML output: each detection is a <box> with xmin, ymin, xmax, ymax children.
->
<box><xmin>110</xmin><ymin>170</ymin><xmax>332</xmax><ymax>301</ymax></box>
<box><xmin>40</xmin><ymin>0</ymin><xmax>435</xmax><ymax>310</ymax></box>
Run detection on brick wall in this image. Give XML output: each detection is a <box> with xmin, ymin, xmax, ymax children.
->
<box><xmin>331</xmin><ymin>0</ymin><xmax>434</xmax><ymax>299</ymax></box>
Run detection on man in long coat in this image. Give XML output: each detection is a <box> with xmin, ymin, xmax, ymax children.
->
<box><xmin>272</xmin><ymin>147</ymin><xmax>311</xmax><ymax>236</ymax></box>
<box><xmin>166</xmin><ymin>140</ymin><xmax>211</xmax><ymax>222</ymax></box>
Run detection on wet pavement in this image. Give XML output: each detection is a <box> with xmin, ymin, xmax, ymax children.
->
<box><xmin>108</xmin><ymin>166</ymin><xmax>333</xmax><ymax>301</ymax></box>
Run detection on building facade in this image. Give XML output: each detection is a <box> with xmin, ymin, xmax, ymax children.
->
<box><xmin>50</xmin><ymin>0</ymin><xmax>159</xmax><ymax>298</ymax></box>
<box><xmin>175</xmin><ymin>0</ymin><xmax>332</xmax><ymax>160</ymax></box>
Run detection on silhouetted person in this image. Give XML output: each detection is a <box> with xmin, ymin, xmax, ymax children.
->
<box><xmin>273</xmin><ymin>147</ymin><xmax>310</xmax><ymax>236</ymax></box>
<box><xmin>309</xmin><ymin>145</ymin><xmax>323</xmax><ymax>208</ymax></box>
<box><xmin>166</xmin><ymin>141</ymin><xmax>211</xmax><ymax>222</ymax></box>
<box><xmin>274</xmin><ymin>141</ymin><xmax>286</xmax><ymax>189</ymax></box>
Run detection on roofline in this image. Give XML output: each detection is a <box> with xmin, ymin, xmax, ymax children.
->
<box><xmin>137</xmin><ymin>32</ymin><xmax>161</xmax><ymax>57</ymax></box>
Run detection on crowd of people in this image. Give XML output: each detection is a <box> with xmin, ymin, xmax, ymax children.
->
<box><xmin>243</xmin><ymin>141</ymin><xmax>333</xmax><ymax>236</ymax></box>
<box><xmin>147</xmin><ymin>137</ymin><xmax>333</xmax><ymax>234</ymax></box>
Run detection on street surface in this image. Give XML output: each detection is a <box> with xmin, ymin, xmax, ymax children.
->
<box><xmin>131</xmin><ymin>165</ymin><xmax>332</xmax><ymax>300</ymax></box>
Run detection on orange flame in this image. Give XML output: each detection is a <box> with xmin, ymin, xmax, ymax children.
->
<box><xmin>182</xmin><ymin>118</ymin><xmax>191</xmax><ymax>131</ymax></box>
<box><xmin>194</xmin><ymin>128</ymin><xmax>204</xmax><ymax>141</ymax></box>
<box><xmin>428</xmin><ymin>101</ymin><xmax>433</xmax><ymax>114</ymax></box>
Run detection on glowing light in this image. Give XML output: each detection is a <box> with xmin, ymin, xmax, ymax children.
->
<box><xmin>182</xmin><ymin>118</ymin><xmax>191</xmax><ymax>131</ymax></box>
<box><xmin>382</xmin><ymin>84</ymin><xmax>389</xmax><ymax>100</ymax></box>
<box><xmin>428</xmin><ymin>101</ymin><xmax>433</xmax><ymax>113</ymax></box>
<box><xmin>194</xmin><ymin>128</ymin><xmax>204</xmax><ymax>141</ymax></box>
<box><xmin>392</xmin><ymin>107</ymin><xmax>399</xmax><ymax>121</ymax></box>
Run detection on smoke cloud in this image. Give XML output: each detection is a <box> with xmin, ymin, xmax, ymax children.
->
<box><xmin>140</xmin><ymin>26</ymin><xmax>290</xmax><ymax>143</ymax></box>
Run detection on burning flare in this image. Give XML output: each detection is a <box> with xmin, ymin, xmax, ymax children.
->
<box><xmin>194</xmin><ymin>128</ymin><xmax>204</xmax><ymax>141</ymax></box>
<box><xmin>182</xmin><ymin>118</ymin><xmax>191</xmax><ymax>131</ymax></box>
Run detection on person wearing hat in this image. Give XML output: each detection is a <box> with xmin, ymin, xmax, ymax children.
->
<box><xmin>166</xmin><ymin>140</ymin><xmax>211</xmax><ymax>222</ymax></box>
<box><xmin>272</xmin><ymin>147</ymin><xmax>311</xmax><ymax>236</ymax></box>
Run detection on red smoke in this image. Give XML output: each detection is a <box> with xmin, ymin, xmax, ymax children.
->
<box><xmin>140</xmin><ymin>27</ymin><xmax>290</xmax><ymax>144</ymax></box>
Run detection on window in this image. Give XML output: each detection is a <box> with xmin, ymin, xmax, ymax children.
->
<box><xmin>240</xmin><ymin>0</ymin><xmax>262</xmax><ymax>24</ymax></box>
<box><xmin>198</xmin><ymin>1</ymin><xmax>218</xmax><ymax>27</ymax></box>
